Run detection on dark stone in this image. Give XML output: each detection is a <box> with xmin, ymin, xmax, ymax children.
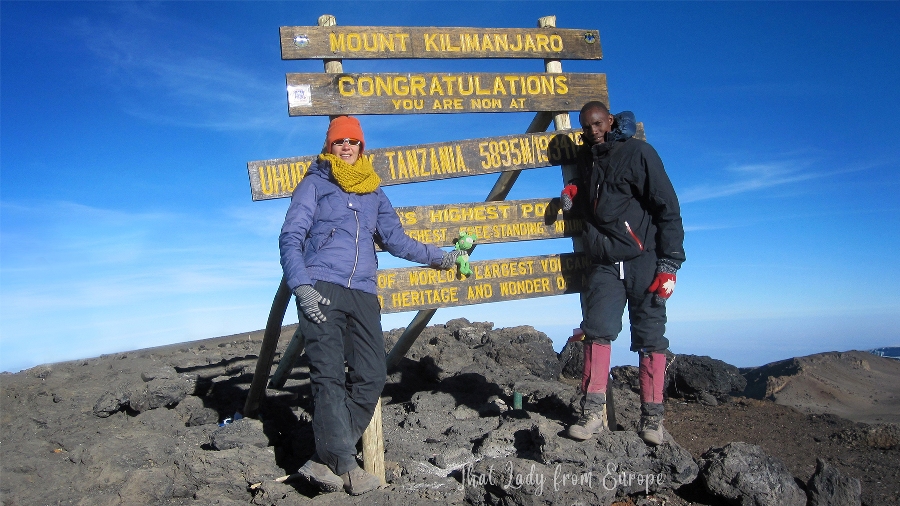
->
<box><xmin>92</xmin><ymin>391</ymin><xmax>128</xmax><ymax>417</ymax></box>
<box><xmin>807</xmin><ymin>458</ymin><xmax>862</xmax><ymax>506</ymax></box>
<box><xmin>558</xmin><ymin>339</ymin><xmax>584</xmax><ymax>379</ymax></box>
<box><xmin>128</xmin><ymin>376</ymin><xmax>194</xmax><ymax>413</ymax></box>
<box><xmin>482</xmin><ymin>326</ymin><xmax>562</xmax><ymax>381</ymax></box>
<box><xmin>668</xmin><ymin>354</ymin><xmax>746</xmax><ymax>401</ymax></box>
<box><xmin>611</xmin><ymin>365</ymin><xmax>640</xmax><ymax>393</ymax></box>
<box><xmin>699</xmin><ymin>442</ymin><xmax>806</xmax><ymax>506</ymax></box>
<box><xmin>211</xmin><ymin>418</ymin><xmax>269</xmax><ymax>450</ymax></box>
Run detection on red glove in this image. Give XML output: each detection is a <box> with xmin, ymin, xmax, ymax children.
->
<box><xmin>560</xmin><ymin>184</ymin><xmax>578</xmax><ymax>211</ymax></box>
<box><xmin>648</xmin><ymin>272</ymin><xmax>676</xmax><ymax>302</ymax></box>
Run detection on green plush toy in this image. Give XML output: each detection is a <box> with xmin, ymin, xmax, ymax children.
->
<box><xmin>454</xmin><ymin>231</ymin><xmax>477</xmax><ymax>276</ymax></box>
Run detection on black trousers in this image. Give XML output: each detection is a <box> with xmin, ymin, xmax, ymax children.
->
<box><xmin>296</xmin><ymin>281</ymin><xmax>386</xmax><ymax>476</ymax></box>
<box><xmin>581</xmin><ymin>250</ymin><xmax>670</xmax><ymax>353</ymax></box>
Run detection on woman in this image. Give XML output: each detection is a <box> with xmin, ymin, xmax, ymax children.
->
<box><xmin>279</xmin><ymin>116</ymin><xmax>461</xmax><ymax>495</ymax></box>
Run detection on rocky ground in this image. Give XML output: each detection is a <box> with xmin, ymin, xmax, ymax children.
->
<box><xmin>2</xmin><ymin>318</ymin><xmax>897</xmax><ymax>505</ymax></box>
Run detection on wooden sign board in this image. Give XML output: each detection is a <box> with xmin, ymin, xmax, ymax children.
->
<box><xmin>376</xmin><ymin>253</ymin><xmax>588</xmax><ymax>313</ymax></box>
<box><xmin>247</xmin><ymin>128</ymin><xmax>585</xmax><ymax>200</ymax></box>
<box><xmin>286</xmin><ymin>72</ymin><xmax>607</xmax><ymax>116</ymax></box>
<box><xmin>384</xmin><ymin>197</ymin><xmax>582</xmax><ymax>249</ymax></box>
<box><xmin>280</xmin><ymin>26</ymin><xmax>602</xmax><ymax>60</ymax></box>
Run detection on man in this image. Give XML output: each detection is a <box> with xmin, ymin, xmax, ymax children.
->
<box><xmin>561</xmin><ymin>102</ymin><xmax>685</xmax><ymax>445</ymax></box>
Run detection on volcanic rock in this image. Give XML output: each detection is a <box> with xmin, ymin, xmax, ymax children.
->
<box><xmin>699</xmin><ymin>441</ymin><xmax>806</xmax><ymax>506</ymax></box>
<box><xmin>807</xmin><ymin>457</ymin><xmax>862</xmax><ymax>506</ymax></box>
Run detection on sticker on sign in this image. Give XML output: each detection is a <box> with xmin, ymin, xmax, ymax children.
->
<box><xmin>287</xmin><ymin>84</ymin><xmax>312</xmax><ymax>107</ymax></box>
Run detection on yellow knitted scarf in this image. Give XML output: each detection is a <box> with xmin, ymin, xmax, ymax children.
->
<box><xmin>320</xmin><ymin>153</ymin><xmax>381</xmax><ymax>194</ymax></box>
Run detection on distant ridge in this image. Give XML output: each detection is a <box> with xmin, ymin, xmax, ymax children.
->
<box><xmin>868</xmin><ymin>347</ymin><xmax>900</xmax><ymax>360</ymax></box>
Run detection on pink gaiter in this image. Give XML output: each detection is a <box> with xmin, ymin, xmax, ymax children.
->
<box><xmin>581</xmin><ymin>343</ymin><xmax>611</xmax><ymax>394</ymax></box>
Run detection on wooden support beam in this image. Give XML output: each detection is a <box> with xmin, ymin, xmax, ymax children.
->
<box><xmin>269</xmin><ymin>326</ymin><xmax>304</xmax><ymax>390</ymax></box>
<box><xmin>242</xmin><ymin>276</ymin><xmax>292</xmax><ymax>417</ymax></box>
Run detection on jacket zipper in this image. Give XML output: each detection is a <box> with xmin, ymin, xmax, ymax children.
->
<box><xmin>348</xmin><ymin>210</ymin><xmax>360</xmax><ymax>288</ymax></box>
<box><xmin>624</xmin><ymin>221</ymin><xmax>644</xmax><ymax>251</ymax></box>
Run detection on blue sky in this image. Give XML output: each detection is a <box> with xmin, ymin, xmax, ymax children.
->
<box><xmin>2</xmin><ymin>1</ymin><xmax>898</xmax><ymax>373</ymax></box>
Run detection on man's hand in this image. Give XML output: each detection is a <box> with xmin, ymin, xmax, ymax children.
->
<box><xmin>294</xmin><ymin>285</ymin><xmax>330</xmax><ymax>324</ymax></box>
<box><xmin>560</xmin><ymin>184</ymin><xmax>578</xmax><ymax>212</ymax></box>
<box><xmin>439</xmin><ymin>249</ymin><xmax>466</xmax><ymax>270</ymax></box>
<box><xmin>648</xmin><ymin>259</ymin><xmax>679</xmax><ymax>304</ymax></box>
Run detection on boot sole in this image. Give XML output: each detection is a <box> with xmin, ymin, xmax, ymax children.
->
<box><xmin>344</xmin><ymin>477</ymin><xmax>382</xmax><ymax>495</ymax></box>
<box><xmin>298</xmin><ymin>464</ymin><xmax>343</xmax><ymax>493</ymax></box>
<box><xmin>568</xmin><ymin>426</ymin><xmax>603</xmax><ymax>440</ymax></box>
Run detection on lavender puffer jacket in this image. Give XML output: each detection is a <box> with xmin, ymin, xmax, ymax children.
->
<box><xmin>279</xmin><ymin>158</ymin><xmax>444</xmax><ymax>295</ymax></box>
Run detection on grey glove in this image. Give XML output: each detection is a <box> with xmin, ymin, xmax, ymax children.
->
<box><xmin>650</xmin><ymin>259</ymin><xmax>680</xmax><ymax>305</ymax></box>
<box><xmin>439</xmin><ymin>249</ymin><xmax>466</xmax><ymax>270</ymax></box>
<box><xmin>560</xmin><ymin>184</ymin><xmax>577</xmax><ymax>212</ymax></box>
<box><xmin>294</xmin><ymin>285</ymin><xmax>330</xmax><ymax>324</ymax></box>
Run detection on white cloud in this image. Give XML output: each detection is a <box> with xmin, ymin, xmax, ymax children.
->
<box><xmin>68</xmin><ymin>4</ymin><xmax>286</xmax><ymax>132</ymax></box>
<box><xmin>0</xmin><ymin>200</ymin><xmax>282</xmax><ymax>371</ymax></box>
<box><xmin>679</xmin><ymin>160</ymin><xmax>819</xmax><ymax>203</ymax></box>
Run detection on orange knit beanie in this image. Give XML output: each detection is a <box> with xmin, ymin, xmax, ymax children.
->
<box><xmin>325</xmin><ymin>116</ymin><xmax>365</xmax><ymax>152</ymax></box>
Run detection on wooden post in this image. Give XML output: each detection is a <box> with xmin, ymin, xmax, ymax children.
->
<box><xmin>318</xmin><ymin>14</ymin><xmax>388</xmax><ymax>482</ymax></box>
<box><xmin>539</xmin><ymin>15</ymin><xmax>608</xmax><ymax>429</ymax></box>
<box><xmin>361</xmin><ymin>398</ymin><xmax>386</xmax><ymax>484</ymax></box>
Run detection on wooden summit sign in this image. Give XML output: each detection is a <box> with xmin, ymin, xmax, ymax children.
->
<box><xmin>281</xmin><ymin>26</ymin><xmax>602</xmax><ymax>60</ymax></box>
<box><xmin>375</xmin><ymin>253</ymin><xmax>589</xmax><ymax>314</ymax></box>
<box><xmin>387</xmin><ymin>198</ymin><xmax>582</xmax><ymax>249</ymax></box>
<box><xmin>286</xmin><ymin>72</ymin><xmax>607</xmax><ymax>116</ymax></box>
<box><xmin>248</xmin><ymin>128</ymin><xmax>585</xmax><ymax>200</ymax></box>
<box><xmin>244</xmin><ymin>16</ymin><xmax>606</xmax><ymax>425</ymax></box>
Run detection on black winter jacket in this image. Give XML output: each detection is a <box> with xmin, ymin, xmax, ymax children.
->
<box><xmin>573</xmin><ymin>124</ymin><xmax>685</xmax><ymax>268</ymax></box>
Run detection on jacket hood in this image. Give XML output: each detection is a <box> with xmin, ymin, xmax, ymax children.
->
<box><xmin>308</xmin><ymin>157</ymin><xmax>330</xmax><ymax>178</ymax></box>
<box><xmin>607</xmin><ymin>111</ymin><xmax>636</xmax><ymax>142</ymax></box>
<box><xmin>591</xmin><ymin>111</ymin><xmax>637</xmax><ymax>156</ymax></box>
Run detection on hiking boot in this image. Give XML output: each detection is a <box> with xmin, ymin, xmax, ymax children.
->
<box><xmin>298</xmin><ymin>454</ymin><xmax>343</xmax><ymax>493</ymax></box>
<box><xmin>341</xmin><ymin>466</ymin><xmax>382</xmax><ymax>495</ymax></box>
<box><xmin>567</xmin><ymin>410</ymin><xmax>606</xmax><ymax>440</ymax></box>
<box><xmin>639</xmin><ymin>402</ymin><xmax>665</xmax><ymax>446</ymax></box>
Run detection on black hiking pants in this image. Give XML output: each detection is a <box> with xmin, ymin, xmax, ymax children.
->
<box><xmin>581</xmin><ymin>250</ymin><xmax>670</xmax><ymax>353</ymax></box>
<box><xmin>296</xmin><ymin>281</ymin><xmax>385</xmax><ymax>476</ymax></box>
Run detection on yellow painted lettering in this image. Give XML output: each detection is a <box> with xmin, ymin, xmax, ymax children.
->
<box><xmin>442</xmin><ymin>76</ymin><xmax>456</xmax><ymax>95</ymax></box>
<box><xmin>258</xmin><ymin>166</ymin><xmax>273</xmax><ymax>195</ymax></box>
<box><xmin>347</xmin><ymin>33</ymin><xmax>361</xmax><ymax>51</ymax></box>
<box><xmin>555</xmin><ymin>75</ymin><xmax>568</xmax><ymax>94</ymax></box>
<box><xmin>338</xmin><ymin>76</ymin><xmax>355</xmax><ymax>96</ymax></box>
<box><xmin>549</xmin><ymin>35</ymin><xmax>563</xmax><ymax>51</ymax></box>
<box><xmin>458</xmin><ymin>76</ymin><xmax>474</xmax><ymax>96</ymax></box>
<box><xmin>504</xmin><ymin>76</ymin><xmax>519</xmax><ymax>95</ymax></box>
<box><xmin>492</xmin><ymin>77</ymin><xmax>507</xmax><ymax>95</ymax></box>
<box><xmin>394</xmin><ymin>77</ymin><xmax>409</xmax><ymax>96</ymax></box>
<box><xmin>481</xmin><ymin>34</ymin><xmax>495</xmax><ymax>51</ymax></box>
<box><xmin>358</xmin><ymin>76</ymin><xmax>374</xmax><ymax>97</ymax></box>
<box><xmin>429</xmin><ymin>76</ymin><xmax>445</xmax><ymax>95</ymax></box>
<box><xmin>329</xmin><ymin>33</ymin><xmax>345</xmax><ymax>51</ymax></box>
<box><xmin>375</xmin><ymin>76</ymin><xmax>393</xmax><ymax>96</ymax></box>
<box><xmin>409</xmin><ymin>76</ymin><xmax>426</xmax><ymax>96</ymax></box>
<box><xmin>509</xmin><ymin>34</ymin><xmax>523</xmax><ymax>51</ymax></box>
<box><xmin>424</xmin><ymin>33</ymin><xmax>439</xmax><ymax>51</ymax></box>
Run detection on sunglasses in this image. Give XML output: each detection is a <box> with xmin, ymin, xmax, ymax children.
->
<box><xmin>331</xmin><ymin>138</ymin><xmax>362</xmax><ymax>146</ymax></box>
